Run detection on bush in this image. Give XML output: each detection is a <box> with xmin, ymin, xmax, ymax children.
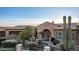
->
<box><xmin>36</xmin><ymin>40</ymin><xmax>44</xmax><ymax>49</ymax></box>
<box><xmin>28</xmin><ymin>42</ymin><xmax>38</xmax><ymax>51</ymax></box>
<box><xmin>0</xmin><ymin>48</ymin><xmax>16</xmax><ymax>51</ymax></box>
<box><xmin>0</xmin><ymin>39</ymin><xmax>6</xmax><ymax>45</ymax></box>
<box><xmin>1</xmin><ymin>40</ymin><xmax>17</xmax><ymax>48</ymax></box>
<box><xmin>17</xmin><ymin>39</ymin><xmax>23</xmax><ymax>44</ymax></box>
<box><xmin>19</xmin><ymin>27</ymin><xmax>33</xmax><ymax>41</ymax></box>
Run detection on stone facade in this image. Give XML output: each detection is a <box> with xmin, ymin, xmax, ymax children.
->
<box><xmin>36</xmin><ymin>21</ymin><xmax>55</xmax><ymax>40</ymax></box>
<box><xmin>36</xmin><ymin>21</ymin><xmax>78</xmax><ymax>46</ymax></box>
<box><xmin>0</xmin><ymin>26</ymin><xmax>34</xmax><ymax>40</ymax></box>
<box><xmin>0</xmin><ymin>21</ymin><xmax>79</xmax><ymax>46</ymax></box>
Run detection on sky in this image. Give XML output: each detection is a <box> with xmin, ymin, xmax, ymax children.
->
<box><xmin>0</xmin><ymin>7</ymin><xmax>79</xmax><ymax>26</ymax></box>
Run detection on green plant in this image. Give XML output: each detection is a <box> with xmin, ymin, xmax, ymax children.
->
<box><xmin>63</xmin><ymin>16</ymin><xmax>72</xmax><ymax>50</ymax></box>
<box><xmin>0</xmin><ymin>39</ymin><xmax>6</xmax><ymax>45</ymax></box>
<box><xmin>34</xmin><ymin>28</ymin><xmax>38</xmax><ymax>40</ymax></box>
<box><xmin>63</xmin><ymin>16</ymin><xmax>67</xmax><ymax>49</ymax></box>
<box><xmin>0</xmin><ymin>48</ymin><xmax>16</xmax><ymax>51</ymax></box>
<box><xmin>16</xmin><ymin>36</ymin><xmax>23</xmax><ymax>44</ymax></box>
<box><xmin>19</xmin><ymin>27</ymin><xmax>33</xmax><ymax>48</ymax></box>
<box><xmin>1</xmin><ymin>40</ymin><xmax>17</xmax><ymax>48</ymax></box>
<box><xmin>19</xmin><ymin>27</ymin><xmax>33</xmax><ymax>41</ymax></box>
<box><xmin>28</xmin><ymin>42</ymin><xmax>38</xmax><ymax>51</ymax></box>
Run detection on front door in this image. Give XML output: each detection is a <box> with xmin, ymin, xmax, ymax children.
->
<box><xmin>42</xmin><ymin>29</ymin><xmax>51</xmax><ymax>40</ymax></box>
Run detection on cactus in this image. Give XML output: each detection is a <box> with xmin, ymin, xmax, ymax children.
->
<box><xmin>68</xmin><ymin>16</ymin><xmax>72</xmax><ymax>49</ymax></box>
<box><xmin>63</xmin><ymin>16</ymin><xmax>68</xmax><ymax>49</ymax></box>
<box><xmin>63</xmin><ymin>16</ymin><xmax>72</xmax><ymax>50</ymax></box>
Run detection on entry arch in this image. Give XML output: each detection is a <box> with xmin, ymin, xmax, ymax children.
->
<box><xmin>42</xmin><ymin>29</ymin><xmax>52</xmax><ymax>40</ymax></box>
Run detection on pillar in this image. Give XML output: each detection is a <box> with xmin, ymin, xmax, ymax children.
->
<box><xmin>5</xmin><ymin>30</ymin><xmax>9</xmax><ymax>39</ymax></box>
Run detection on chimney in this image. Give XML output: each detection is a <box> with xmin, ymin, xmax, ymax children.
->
<box><xmin>52</xmin><ymin>21</ymin><xmax>54</xmax><ymax>24</ymax></box>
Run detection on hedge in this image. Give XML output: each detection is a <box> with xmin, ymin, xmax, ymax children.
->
<box><xmin>1</xmin><ymin>40</ymin><xmax>17</xmax><ymax>48</ymax></box>
<box><xmin>0</xmin><ymin>48</ymin><xmax>16</xmax><ymax>51</ymax></box>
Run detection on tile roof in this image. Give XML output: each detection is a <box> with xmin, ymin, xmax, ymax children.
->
<box><xmin>0</xmin><ymin>22</ymin><xmax>77</xmax><ymax>30</ymax></box>
<box><xmin>37</xmin><ymin>22</ymin><xmax>77</xmax><ymax>30</ymax></box>
<box><xmin>37</xmin><ymin>21</ymin><xmax>53</xmax><ymax>27</ymax></box>
<box><xmin>0</xmin><ymin>25</ymin><xmax>35</xmax><ymax>30</ymax></box>
<box><xmin>54</xmin><ymin>23</ymin><xmax>77</xmax><ymax>29</ymax></box>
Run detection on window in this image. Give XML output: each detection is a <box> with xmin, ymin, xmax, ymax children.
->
<box><xmin>58</xmin><ymin>25</ymin><xmax>61</xmax><ymax>27</ymax></box>
<box><xmin>0</xmin><ymin>31</ymin><xmax>5</xmax><ymax>37</ymax></box>
<box><xmin>58</xmin><ymin>32</ymin><xmax>61</xmax><ymax>35</ymax></box>
<box><xmin>54</xmin><ymin>31</ymin><xmax>57</xmax><ymax>39</ymax></box>
<box><xmin>72</xmin><ymin>32</ymin><xmax>76</xmax><ymax>40</ymax></box>
<box><xmin>57</xmin><ymin>32</ymin><xmax>62</xmax><ymax>41</ymax></box>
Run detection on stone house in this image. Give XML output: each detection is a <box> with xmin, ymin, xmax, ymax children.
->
<box><xmin>0</xmin><ymin>19</ymin><xmax>79</xmax><ymax>46</ymax></box>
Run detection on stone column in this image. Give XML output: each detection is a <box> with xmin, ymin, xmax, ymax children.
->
<box><xmin>5</xmin><ymin>30</ymin><xmax>9</xmax><ymax>39</ymax></box>
<box><xmin>16</xmin><ymin>44</ymin><xmax>23</xmax><ymax>51</ymax></box>
<box><xmin>49</xmin><ymin>37</ymin><xmax>51</xmax><ymax>47</ymax></box>
<box><xmin>38</xmin><ymin>33</ymin><xmax>42</xmax><ymax>40</ymax></box>
<box><xmin>44</xmin><ymin>46</ymin><xmax>50</xmax><ymax>51</ymax></box>
<box><xmin>52</xmin><ymin>32</ymin><xmax>54</xmax><ymax>37</ymax></box>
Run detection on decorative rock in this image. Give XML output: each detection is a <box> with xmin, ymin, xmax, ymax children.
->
<box><xmin>75</xmin><ymin>46</ymin><xmax>79</xmax><ymax>51</ymax></box>
<box><xmin>44</xmin><ymin>46</ymin><xmax>50</xmax><ymax>51</ymax></box>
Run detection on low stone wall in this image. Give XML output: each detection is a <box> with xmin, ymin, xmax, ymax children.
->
<box><xmin>16</xmin><ymin>44</ymin><xmax>23</xmax><ymax>51</ymax></box>
<box><xmin>74</xmin><ymin>46</ymin><xmax>79</xmax><ymax>51</ymax></box>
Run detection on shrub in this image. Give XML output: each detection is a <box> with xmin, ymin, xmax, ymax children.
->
<box><xmin>36</xmin><ymin>40</ymin><xmax>44</xmax><ymax>49</ymax></box>
<box><xmin>0</xmin><ymin>39</ymin><xmax>6</xmax><ymax>45</ymax></box>
<box><xmin>1</xmin><ymin>40</ymin><xmax>17</xmax><ymax>48</ymax></box>
<box><xmin>17</xmin><ymin>39</ymin><xmax>23</xmax><ymax>44</ymax></box>
<box><xmin>19</xmin><ymin>27</ymin><xmax>33</xmax><ymax>48</ymax></box>
<box><xmin>28</xmin><ymin>42</ymin><xmax>38</xmax><ymax>51</ymax></box>
<box><xmin>0</xmin><ymin>48</ymin><xmax>16</xmax><ymax>51</ymax></box>
<box><xmin>19</xmin><ymin>27</ymin><xmax>33</xmax><ymax>41</ymax></box>
<box><xmin>34</xmin><ymin>28</ymin><xmax>38</xmax><ymax>40</ymax></box>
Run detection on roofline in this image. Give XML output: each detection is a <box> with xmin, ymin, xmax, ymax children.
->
<box><xmin>54</xmin><ymin>29</ymin><xmax>79</xmax><ymax>31</ymax></box>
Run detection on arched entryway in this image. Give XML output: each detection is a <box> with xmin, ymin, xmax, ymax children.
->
<box><xmin>42</xmin><ymin>29</ymin><xmax>51</xmax><ymax>40</ymax></box>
